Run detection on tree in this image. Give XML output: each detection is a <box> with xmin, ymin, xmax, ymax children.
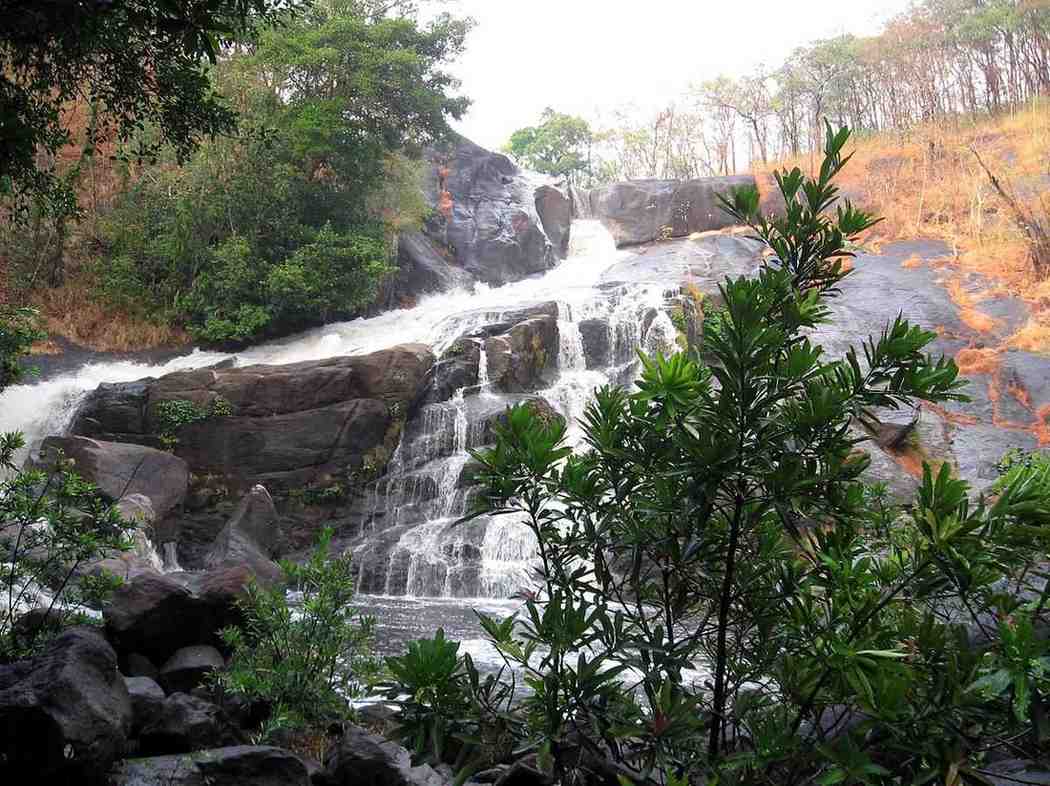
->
<box><xmin>0</xmin><ymin>0</ymin><xmax>303</xmax><ymax>218</ymax></box>
<box><xmin>0</xmin><ymin>307</ymin><xmax>44</xmax><ymax>390</ymax></box>
<box><xmin>464</xmin><ymin>125</ymin><xmax>1050</xmax><ymax>785</ymax></box>
<box><xmin>505</xmin><ymin>108</ymin><xmax>594</xmax><ymax>185</ymax></box>
<box><xmin>97</xmin><ymin>0</ymin><xmax>472</xmax><ymax>344</ymax></box>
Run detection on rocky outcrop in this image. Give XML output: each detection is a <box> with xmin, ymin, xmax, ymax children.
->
<box><xmin>0</xmin><ymin>627</ymin><xmax>132</xmax><ymax>778</ymax></box>
<box><xmin>36</xmin><ymin>436</ymin><xmax>189</xmax><ymax>519</ymax></box>
<box><xmin>578</xmin><ymin>175</ymin><xmax>756</xmax><ymax>247</ymax></box>
<box><xmin>428</xmin><ymin>136</ymin><xmax>559</xmax><ymax>286</ymax></box>
<box><xmin>201</xmin><ymin>485</ymin><xmax>282</xmax><ymax>585</ymax></box>
<box><xmin>72</xmin><ymin>345</ymin><xmax>435</xmax><ymax>493</ymax></box>
<box><xmin>485</xmin><ymin>316</ymin><xmax>559</xmax><ymax>393</ymax></box>
<box><xmin>109</xmin><ymin>745</ymin><xmax>309</xmax><ymax>786</ymax></box>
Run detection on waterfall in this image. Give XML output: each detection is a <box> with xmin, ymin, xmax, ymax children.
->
<box><xmin>0</xmin><ymin>219</ymin><xmax>690</xmax><ymax>600</ymax></box>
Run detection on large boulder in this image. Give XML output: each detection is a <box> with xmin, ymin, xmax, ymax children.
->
<box><xmin>138</xmin><ymin>693</ymin><xmax>246</xmax><ymax>755</ymax></box>
<box><xmin>386</xmin><ymin>231</ymin><xmax>475</xmax><ymax>308</ymax></box>
<box><xmin>0</xmin><ymin>627</ymin><xmax>132</xmax><ymax>777</ymax></box>
<box><xmin>72</xmin><ymin>345</ymin><xmax>435</xmax><ymax>493</ymax></box>
<box><xmin>427</xmin><ymin>136</ymin><xmax>565</xmax><ymax>286</ymax></box>
<box><xmin>324</xmin><ymin>724</ymin><xmax>446</xmax><ymax>786</ymax></box>
<box><xmin>104</xmin><ymin>565</ymin><xmax>263</xmax><ymax>663</ymax></box>
<box><xmin>36</xmin><ymin>436</ymin><xmax>189</xmax><ymax>519</ymax></box>
<box><xmin>422</xmin><ymin>338</ymin><xmax>481</xmax><ymax>405</ymax></box>
<box><xmin>579</xmin><ymin>175</ymin><xmax>755</xmax><ymax>247</ymax></box>
<box><xmin>109</xmin><ymin>746</ymin><xmax>308</xmax><ymax>786</ymax></box>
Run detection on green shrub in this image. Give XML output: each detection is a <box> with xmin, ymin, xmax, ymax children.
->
<box><xmin>0</xmin><ymin>307</ymin><xmax>45</xmax><ymax>390</ymax></box>
<box><xmin>0</xmin><ymin>433</ymin><xmax>132</xmax><ymax>661</ymax></box>
<box><xmin>464</xmin><ymin>124</ymin><xmax>1050</xmax><ymax>785</ymax></box>
<box><xmin>384</xmin><ymin>629</ymin><xmax>517</xmax><ymax>779</ymax></box>
<box><xmin>214</xmin><ymin>528</ymin><xmax>377</xmax><ymax>739</ymax></box>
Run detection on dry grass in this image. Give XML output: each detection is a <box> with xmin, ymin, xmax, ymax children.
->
<box><xmin>754</xmin><ymin>101</ymin><xmax>1050</xmax><ymax>353</ymax></box>
<box><xmin>29</xmin><ymin>278</ymin><xmax>187</xmax><ymax>351</ymax></box>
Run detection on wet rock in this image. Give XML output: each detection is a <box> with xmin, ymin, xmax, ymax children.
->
<box><xmin>72</xmin><ymin>345</ymin><xmax>435</xmax><ymax>493</ymax></box>
<box><xmin>481</xmin><ymin>397</ymin><xmax>565</xmax><ymax>444</ymax></box>
<box><xmin>124</xmin><ymin>676</ymin><xmax>166</xmax><ymax>735</ymax></box>
<box><xmin>139</xmin><ymin>693</ymin><xmax>245</xmax><ymax>755</ymax></box>
<box><xmin>426</xmin><ymin>136</ymin><xmax>561</xmax><ymax>286</ymax></box>
<box><xmin>578</xmin><ymin>318</ymin><xmax>612</xmax><ymax>368</ymax></box>
<box><xmin>386</xmin><ymin>231</ymin><xmax>474</xmax><ymax>308</ymax></box>
<box><xmin>0</xmin><ymin>627</ymin><xmax>132</xmax><ymax>778</ymax></box>
<box><xmin>159</xmin><ymin>645</ymin><xmax>225</xmax><ymax>695</ymax></box>
<box><xmin>202</xmin><ymin>485</ymin><xmax>283</xmax><ymax>585</ymax></box>
<box><xmin>980</xmin><ymin>760</ymin><xmax>1050</xmax><ymax>786</ymax></box>
<box><xmin>535</xmin><ymin>184</ymin><xmax>572</xmax><ymax>259</ymax></box>
<box><xmin>581</xmin><ymin>175</ymin><xmax>754</xmax><ymax>247</ymax></box>
<box><xmin>485</xmin><ymin>316</ymin><xmax>559</xmax><ymax>392</ymax></box>
<box><xmin>71</xmin><ymin>379</ymin><xmax>152</xmax><ymax>444</ymax></box>
<box><xmin>36</xmin><ymin>436</ymin><xmax>189</xmax><ymax>519</ymax></box>
<box><xmin>324</xmin><ymin>724</ymin><xmax>446</xmax><ymax>786</ymax></box>
<box><xmin>108</xmin><ymin>746</ymin><xmax>310</xmax><ymax>786</ymax></box>
<box><xmin>423</xmin><ymin>338</ymin><xmax>481</xmax><ymax>404</ymax></box>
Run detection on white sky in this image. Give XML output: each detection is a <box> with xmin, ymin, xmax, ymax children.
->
<box><xmin>442</xmin><ymin>0</ymin><xmax>915</xmax><ymax>150</ymax></box>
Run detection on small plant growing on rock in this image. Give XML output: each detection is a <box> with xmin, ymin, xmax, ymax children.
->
<box><xmin>214</xmin><ymin>528</ymin><xmax>377</xmax><ymax>739</ymax></box>
<box><xmin>154</xmin><ymin>395</ymin><xmax>234</xmax><ymax>450</ymax></box>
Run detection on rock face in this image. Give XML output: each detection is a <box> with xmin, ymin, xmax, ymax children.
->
<box><xmin>124</xmin><ymin>676</ymin><xmax>166</xmax><ymax>737</ymax></box>
<box><xmin>324</xmin><ymin>724</ymin><xmax>446</xmax><ymax>786</ymax></box>
<box><xmin>36</xmin><ymin>436</ymin><xmax>189</xmax><ymax>519</ymax></box>
<box><xmin>72</xmin><ymin>345</ymin><xmax>435</xmax><ymax>493</ymax></box>
<box><xmin>429</xmin><ymin>136</ymin><xmax>559</xmax><ymax>286</ymax></box>
<box><xmin>578</xmin><ymin>175</ymin><xmax>756</xmax><ymax>247</ymax></box>
<box><xmin>535</xmin><ymin>184</ymin><xmax>572</xmax><ymax>259</ymax></box>
<box><xmin>109</xmin><ymin>745</ymin><xmax>309</xmax><ymax>786</ymax></box>
<box><xmin>0</xmin><ymin>627</ymin><xmax>132</xmax><ymax>777</ymax></box>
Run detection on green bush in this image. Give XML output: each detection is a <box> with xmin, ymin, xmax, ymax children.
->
<box><xmin>214</xmin><ymin>528</ymin><xmax>377</xmax><ymax>739</ymax></box>
<box><xmin>153</xmin><ymin>396</ymin><xmax>232</xmax><ymax>450</ymax></box>
<box><xmin>0</xmin><ymin>307</ymin><xmax>45</xmax><ymax>390</ymax></box>
<box><xmin>384</xmin><ymin>629</ymin><xmax>517</xmax><ymax>779</ymax></box>
<box><xmin>463</xmin><ymin>125</ymin><xmax>1050</xmax><ymax>785</ymax></box>
<box><xmin>0</xmin><ymin>433</ymin><xmax>132</xmax><ymax>662</ymax></box>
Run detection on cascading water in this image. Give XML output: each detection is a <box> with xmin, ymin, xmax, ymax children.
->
<box><xmin>0</xmin><ymin>219</ymin><xmax>681</xmax><ymax>602</ymax></box>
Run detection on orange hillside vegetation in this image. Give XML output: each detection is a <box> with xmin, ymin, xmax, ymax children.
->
<box><xmin>754</xmin><ymin>101</ymin><xmax>1050</xmax><ymax>353</ymax></box>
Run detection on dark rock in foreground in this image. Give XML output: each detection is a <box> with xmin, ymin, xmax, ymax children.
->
<box><xmin>108</xmin><ymin>745</ymin><xmax>309</xmax><ymax>786</ymax></box>
<box><xmin>0</xmin><ymin>627</ymin><xmax>132</xmax><ymax>777</ymax></box>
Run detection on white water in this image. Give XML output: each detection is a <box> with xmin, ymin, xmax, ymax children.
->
<box><xmin>0</xmin><ymin>219</ymin><xmax>680</xmax><ymax>601</ymax></box>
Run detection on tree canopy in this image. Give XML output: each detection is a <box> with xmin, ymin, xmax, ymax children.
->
<box><xmin>505</xmin><ymin>108</ymin><xmax>594</xmax><ymax>185</ymax></box>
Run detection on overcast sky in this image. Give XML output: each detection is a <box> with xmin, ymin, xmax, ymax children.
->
<box><xmin>442</xmin><ymin>0</ymin><xmax>915</xmax><ymax>150</ymax></box>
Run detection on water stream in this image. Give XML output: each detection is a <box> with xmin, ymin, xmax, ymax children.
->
<box><xmin>0</xmin><ymin>220</ymin><xmax>683</xmax><ymax>662</ymax></box>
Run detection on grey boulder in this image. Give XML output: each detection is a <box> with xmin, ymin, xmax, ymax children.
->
<box><xmin>108</xmin><ymin>745</ymin><xmax>309</xmax><ymax>786</ymax></box>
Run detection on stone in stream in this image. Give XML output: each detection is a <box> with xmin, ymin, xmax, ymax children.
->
<box><xmin>201</xmin><ymin>485</ymin><xmax>283</xmax><ymax>586</ymax></box>
<box><xmin>0</xmin><ymin>627</ymin><xmax>132</xmax><ymax>778</ymax></box>
<box><xmin>71</xmin><ymin>344</ymin><xmax>436</xmax><ymax>494</ymax></box>
<box><xmin>108</xmin><ymin>745</ymin><xmax>310</xmax><ymax>786</ymax></box>
<box><xmin>484</xmin><ymin>316</ymin><xmax>559</xmax><ymax>393</ymax></box>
